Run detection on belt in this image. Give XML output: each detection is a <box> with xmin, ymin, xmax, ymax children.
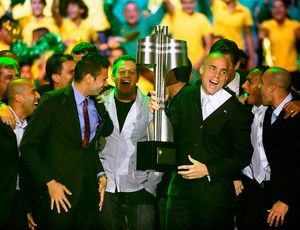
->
<box><xmin>242</xmin><ymin>174</ymin><xmax>271</xmax><ymax>189</ymax></box>
<box><xmin>257</xmin><ymin>180</ymin><xmax>270</xmax><ymax>189</ymax></box>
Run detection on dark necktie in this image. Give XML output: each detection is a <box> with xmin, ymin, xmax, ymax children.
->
<box><xmin>263</xmin><ymin>106</ymin><xmax>273</xmax><ymax>131</ymax></box>
<box><xmin>82</xmin><ymin>98</ymin><xmax>90</xmax><ymax>148</ymax></box>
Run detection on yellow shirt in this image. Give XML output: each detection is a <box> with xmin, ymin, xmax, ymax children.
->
<box><xmin>211</xmin><ymin>0</ymin><xmax>253</xmax><ymax>50</ymax></box>
<box><xmin>84</xmin><ymin>0</ymin><xmax>110</xmax><ymax>32</ymax></box>
<box><xmin>169</xmin><ymin>8</ymin><xmax>212</xmax><ymax>66</ymax></box>
<box><xmin>260</xmin><ymin>18</ymin><xmax>300</xmax><ymax>72</ymax></box>
<box><xmin>60</xmin><ymin>18</ymin><xmax>98</xmax><ymax>54</ymax></box>
<box><xmin>0</xmin><ymin>41</ymin><xmax>10</xmax><ymax>51</ymax></box>
<box><xmin>19</xmin><ymin>15</ymin><xmax>60</xmax><ymax>45</ymax></box>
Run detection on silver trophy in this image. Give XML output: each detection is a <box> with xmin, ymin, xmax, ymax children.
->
<box><xmin>136</xmin><ymin>25</ymin><xmax>187</xmax><ymax>171</ymax></box>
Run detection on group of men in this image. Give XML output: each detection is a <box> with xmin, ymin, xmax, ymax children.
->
<box><xmin>0</xmin><ymin>36</ymin><xmax>300</xmax><ymax>230</ymax></box>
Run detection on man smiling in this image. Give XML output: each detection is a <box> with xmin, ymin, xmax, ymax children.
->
<box><xmin>149</xmin><ymin>51</ymin><xmax>253</xmax><ymax>229</ymax></box>
<box><xmin>99</xmin><ymin>55</ymin><xmax>163</xmax><ymax>230</ymax></box>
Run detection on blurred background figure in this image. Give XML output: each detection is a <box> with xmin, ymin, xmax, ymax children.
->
<box><xmin>258</xmin><ymin>0</ymin><xmax>300</xmax><ymax>92</ymax></box>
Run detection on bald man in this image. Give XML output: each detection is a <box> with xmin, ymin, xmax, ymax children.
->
<box><xmin>0</xmin><ymin>78</ymin><xmax>40</xmax><ymax>229</ymax></box>
<box><xmin>260</xmin><ymin>67</ymin><xmax>300</xmax><ymax>229</ymax></box>
<box><xmin>149</xmin><ymin>52</ymin><xmax>253</xmax><ymax>229</ymax></box>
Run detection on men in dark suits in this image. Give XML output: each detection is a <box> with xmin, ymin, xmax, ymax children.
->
<box><xmin>261</xmin><ymin>67</ymin><xmax>300</xmax><ymax>229</ymax></box>
<box><xmin>149</xmin><ymin>52</ymin><xmax>253</xmax><ymax>229</ymax></box>
<box><xmin>235</xmin><ymin>66</ymin><xmax>273</xmax><ymax>230</ymax></box>
<box><xmin>20</xmin><ymin>53</ymin><xmax>113</xmax><ymax>230</ymax></box>
<box><xmin>0</xmin><ymin>78</ymin><xmax>40</xmax><ymax>229</ymax></box>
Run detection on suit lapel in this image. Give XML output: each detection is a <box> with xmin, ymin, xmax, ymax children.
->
<box><xmin>90</xmin><ymin>96</ymin><xmax>105</xmax><ymax>139</ymax></box>
<box><xmin>63</xmin><ymin>85</ymin><xmax>82</xmax><ymax>143</ymax></box>
<box><xmin>204</xmin><ymin>96</ymin><xmax>233</xmax><ymax>121</ymax></box>
<box><xmin>193</xmin><ymin>86</ymin><xmax>203</xmax><ymax>122</ymax></box>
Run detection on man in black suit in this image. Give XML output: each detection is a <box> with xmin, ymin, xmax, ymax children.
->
<box><xmin>149</xmin><ymin>52</ymin><xmax>253</xmax><ymax>229</ymax></box>
<box><xmin>0</xmin><ymin>78</ymin><xmax>40</xmax><ymax>229</ymax></box>
<box><xmin>20</xmin><ymin>53</ymin><xmax>113</xmax><ymax>230</ymax></box>
<box><xmin>261</xmin><ymin>67</ymin><xmax>300</xmax><ymax>229</ymax></box>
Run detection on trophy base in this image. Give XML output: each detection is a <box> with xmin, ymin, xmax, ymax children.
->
<box><xmin>137</xmin><ymin>141</ymin><xmax>177</xmax><ymax>172</ymax></box>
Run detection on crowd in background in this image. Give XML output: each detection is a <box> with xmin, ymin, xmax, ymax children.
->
<box><xmin>0</xmin><ymin>0</ymin><xmax>299</xmax><ymax>91</ymax></box>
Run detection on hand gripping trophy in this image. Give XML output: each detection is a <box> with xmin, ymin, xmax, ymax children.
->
<box><xmin>136</xmin><ymin>25</ymin><xmax>187</xmax><ymax>171</ymax></box>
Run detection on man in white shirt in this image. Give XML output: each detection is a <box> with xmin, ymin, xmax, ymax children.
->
<box><xmin>99</xmin><ymin>55</ymin><xmax>163</xmax><ymax>230</ymax></box>
<box><xmin>235</xmin><ymin>66</ymin><xmax>273</xmax><ymax>230</ymax></box>
<box><xmin>0</xmin><ymin>78</ymin><xmax>40</xmax><ymax>229</ymax></box>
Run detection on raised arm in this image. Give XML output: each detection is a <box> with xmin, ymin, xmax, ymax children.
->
<box><xmin>51</xmin><ymin>0</ymin><xmax>63</xmax><ymax>27</ymax></box>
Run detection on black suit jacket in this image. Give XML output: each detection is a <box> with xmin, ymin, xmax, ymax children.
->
<box><xmin>0</xmin><ymin>119</ymin><xmax>34</xmax><ymax>226</ymax></box>
<box><xmin>20</xmin><ymin>84</ymin><xmax>113</xmax><ymax>210</ymax></box>
<box><xmin>263</xmin><ymin>103</ymin><xmax>300</xmax><ymax>211</ymax></box>
<box><xmin>0</xmin><ymin>120</ymin><xmax>20</xmax><ymax>225</ymax></box>
<box><xmin>166</xmin><ymin>85</ymin><xmax>253</xmax><ymax>208</ymax></box>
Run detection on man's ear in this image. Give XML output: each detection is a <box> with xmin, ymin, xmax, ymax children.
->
<box><xmin>269</xmin><ymin>83</ymin><xmax>276</xmax><ymax>93</ymax></box>
<box><xmin>234</xmin><ymin>60</ymin><xmax>241</xmax><ymax>71</ymax></box>
<box><xmin>14</xmin><ymin>93</ymin><xmax>23</xmax><ymax>103</ymax></box>
<box><xmin>85</xmin><ymin>73</ymin><xmax>94</xmax><ymax>84</ymax></box>
<box><xmin>111</xmin><ymin>74</ymin><xmax>115</xmax><ymax>83</ymax></box>
<box><xmin>52</xmin><ymin>74</ymin><xmax>60</xmax><ymax>84</ymax></box>
<box><xmin>199</xmin><ymin>65</ymin><xmax>204</xmax><ymax>75</ymax></box>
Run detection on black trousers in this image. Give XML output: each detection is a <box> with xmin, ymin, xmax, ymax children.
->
<box><xmin>166</xmin><ymin>195</ymin><xmax>234</xmax><ymax>230</ymax></box>
<box><xmin>0</xmin><ymin>191</ymin><xmax>28</xmax><ymax>230</ymax></box>
<box><xmin>236</xmin><ymin>174</ymin><xmax>273</xmax><ymax>230</ymax></box>
<box><xmin>39</xmin><ymin>178</ymin><xmax>99</xmax><ymax>230</ymax></box>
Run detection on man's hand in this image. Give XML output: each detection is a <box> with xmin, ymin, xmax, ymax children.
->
<box><xmin>98</xmin><ymin>175</ymin><xmax>107</xmax><ymax>211</ymax></box>
<box><xmin>96</xmin><ymin>95</ymin><xmax>105</xmax><ymax>104</ymax></box>
<box><xmin>233</xmin><ymin>180</ymin><xmax>244</xmax><ymax>196</ymax></box>
<box><xmin>47</xmin><ymin>180</ymin><xmax>72</xmax><ymax>213</ymax></box>
<box><xmin>267</xmin><ymin>200</ymin><xmax>289</xmax><ymax>227</ymax></box>
<box><xmin>283</xmin><ymin>101</ymin><xmax>300</xmax><ymax>119</ymax></box>
<box><xmin>27</xmin><ymin>213</ymin><xmax>37</xmax><ymax>230</ymax></box>
<box><xmin>0</xmin><ymin>103</ymin><xmax>17</xmax><ymax>129</ymax></box>
<box><xmin>177</xmin><ymin>155</ymin><xmax>209</xmax><ymax>180</ymax></box>
<box><xmin>148</xmin><ymin>91</ymin><xmax>168</xmax><ymax>113</ymax></box>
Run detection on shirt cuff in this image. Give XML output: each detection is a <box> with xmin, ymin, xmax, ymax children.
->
<box><xmin>97</xmin><ymin>171</ymin><xmax>106</xmax><ymax>178</ymax></box>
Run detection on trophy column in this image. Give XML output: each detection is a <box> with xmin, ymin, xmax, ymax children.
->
<box><xmin>136</xmin><ymin>25</ymin><xmax>187</xmax><ymax>171</ymax></box>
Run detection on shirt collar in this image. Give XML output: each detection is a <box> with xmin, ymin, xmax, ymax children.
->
<box><xmin>8</xmin><ymin>105</ymin><xmax>27</xmax><ymax>129</ymax></box>
<box><xmin>201</xmin><ymin>87</ymin><xmax>231</xmax><ymax>109</ymax></box>
<box><xmin>72</xmin><ymin>82</ymin><xmax>87</xmax><ymax>105</ymax></box>
<box><xmin>273</xmin><ymin>92</ymin><xmax>293</xmax><ymax>117</ymax></box>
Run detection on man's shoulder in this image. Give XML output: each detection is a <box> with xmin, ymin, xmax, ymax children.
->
<box><xmin>225</xmin><ymin>95</ymin><xmax>254</xmax><ymax>118</ymax></box>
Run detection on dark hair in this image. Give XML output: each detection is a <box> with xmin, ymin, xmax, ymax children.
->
<box><xmin>256</xmin><ymin>65</ymin><xmax>269</xmax><ymax>74</ymax></box>
<box><xmin>71</xmin><ymin>42</ymin><xmax>98</xmax><ymax>55</ymax></box>
<box><xmin>31</xmin><ymin>0</ymin><xmax>46</xmax><ymax>6</ymax></box>
<box><xmin>112</xmin><ymin>55</ymin><xmax>136</xmax><ymax>76</ymax></box>
<box><xmin>210</xmin><ymin>38</ymin><xmax>240</xmax><ymax>66</ymax></box>
<box><xmin>45</xmin><ymin>53</ymin><xmax>73</xmax><ymax>84</ymax></box>
<box><xmin>68</xmin><ymin>0</ymin><xmax>89</xmax><ymax>19</ymax></box>
<box><xmin>74</xmin><ymin>53</ymin><xmax>110</xmax><ymax>82</ymax></box>
<box><xmin>0</xmin><ymin>15</ymin><xmax>15</xmax><ymax>29</ymax></box>
<box><xmin>173</xmin><ymin>57</ymin><xmax>192</xmax><ymax>83</ymax></box>
<box><xmin>32</xmin><ymin>27</ymin><xmax>49</xmax><ymax>36</ymax></box>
